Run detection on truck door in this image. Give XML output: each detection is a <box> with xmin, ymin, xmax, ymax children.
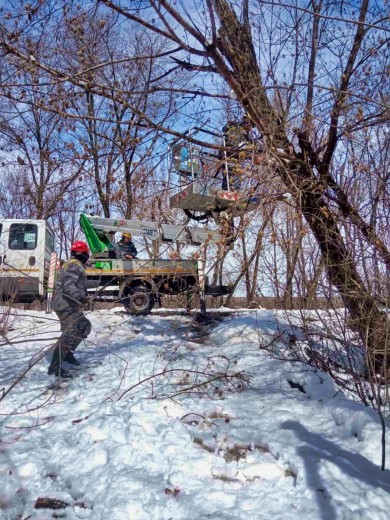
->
<box><xmin>0</xmin><ymin>221</ymin><xmax>41</xmax><ymax>299</ymax></box>
<box><xmin>7</xmin><ymin>222</ymin><xmax>39</xmax><ymax>272</ymax></box>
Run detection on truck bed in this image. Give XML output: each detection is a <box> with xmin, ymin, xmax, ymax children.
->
<box><xmin>86</xmin><ymin>258</ymin><xmax>198</xmax><ymax>277</ymax></box>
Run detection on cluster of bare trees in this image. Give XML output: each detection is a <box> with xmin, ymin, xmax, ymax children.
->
<box><xmin>0</xmin><ymin>1</ymin><xmax>388</xmax><ymax>382</ymax></box>
<box><xmin>0</xmin><ymin>2</ymin><xmax>181</xmax><ymax>228</ymax></box>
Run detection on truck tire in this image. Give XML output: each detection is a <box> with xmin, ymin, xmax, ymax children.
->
<box><xmin>122</xmin><ymin>285</ymin><xmax>154</xmax><ymax>315</ymax></box>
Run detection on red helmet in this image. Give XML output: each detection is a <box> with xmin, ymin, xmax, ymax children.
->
<box><xmin>70</xmin><ymin>240</ymin><xmax>89</xmax><ymax>253</ymax></box>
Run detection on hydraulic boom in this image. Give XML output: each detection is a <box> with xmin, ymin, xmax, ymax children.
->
<box><xmin>80</xmin><ymin>213</ymin><xmax>221</xmax><ymax>255</ymax></box>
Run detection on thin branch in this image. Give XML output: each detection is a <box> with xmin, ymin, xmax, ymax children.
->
<box><xmin>320</xmin><ymin>0</ymin><xmax>370</xmax><ymax>179</ymax></box>
<box><xmin>258</xmin><ymin>0</ymin><xmax>390</xmax><ymax>33</ymax></box>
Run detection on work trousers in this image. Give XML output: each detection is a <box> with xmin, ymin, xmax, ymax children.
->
<box><xmin>55</xmin><ymin>309</ymin><xmax>91</xmax><ymax>356</ymax></box>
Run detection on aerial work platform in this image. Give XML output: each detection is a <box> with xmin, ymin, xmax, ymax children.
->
<box><xmin>169</xmin><ymin>127</ymin><xmax>261</xmax><ymax>218</ymax></box>
<box><xmin>170</xmin><ymin>179</ymin><xmax>259</xmax><ymax>214</ymax></box>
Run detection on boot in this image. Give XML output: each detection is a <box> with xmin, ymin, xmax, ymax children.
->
<box><xmin>48</xmin><ymin>347</ymin><xmax>71</xmax><ymax>378</ymax></box>
<box><xmin>64</xmin><ymin>350</ymin><xmax>80</xmax><ymax>366</ymax></box>
<box><xmin>50</xmin><ymin>366</ymin><xmax>72</xmax><ymax>378</ymax></box>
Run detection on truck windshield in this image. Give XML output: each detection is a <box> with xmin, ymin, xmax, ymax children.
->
<box><xmin>9</xmin><ymin>223</ymin><xmax>38</xmax><ymax>250</ymax></box>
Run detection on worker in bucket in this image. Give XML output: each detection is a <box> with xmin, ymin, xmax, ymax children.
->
<box><xmin>117</xmin><ymin>232</ymin><xmax>138</xmax><ymax>260</ymax></box>
<box><xmin>221</xmin><ymin>114</ymin><xmax>263</xmax><ymax>190</ymax></box>
<box><xmin>48</xmin><ymin>241</ymin><xmax>91</xmax><ymax>378</ymax></box>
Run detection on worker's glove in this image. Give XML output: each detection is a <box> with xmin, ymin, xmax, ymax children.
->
<box><xmin>80</xmin><ymin>296</ymin><xmax>91</xmax><ymax>310</ymax></box>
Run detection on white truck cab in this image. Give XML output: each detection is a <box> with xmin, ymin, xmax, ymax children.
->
<box><xmin>0</xmin><ymin>219</ymin><xmax>55</xmax><ymax>301</ymax></box>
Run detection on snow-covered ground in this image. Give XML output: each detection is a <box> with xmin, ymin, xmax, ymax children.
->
<box><xmin>0</xmin><ymin>307</ymin><xmax>389</xmax><ymax>520</ymax></box>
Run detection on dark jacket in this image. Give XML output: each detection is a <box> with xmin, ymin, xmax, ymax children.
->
<box><xmin>222</xmin><ymin>122</ymin><xmax>262</xmax><ymax>158</ymax></box>
<box><xmin>117</xmin><ymin>240</ymin><xmax>138</xmax><ymax>259</ymax></box>
<box><xmin>52</xmin><ymin>258</ymin><xmax>87</xmax><ymax>311</ymax></box>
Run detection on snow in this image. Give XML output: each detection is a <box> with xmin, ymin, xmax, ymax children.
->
<box><xmin>0</xmin><ymin>307</ymin><xmax>389</xmax><ymax>520</ymax></box>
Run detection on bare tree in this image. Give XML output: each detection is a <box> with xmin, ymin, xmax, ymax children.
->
<box><xmin>0</xmin><ymin>64</ymin><xmax>86</xmax><ymax>219</ymax></box>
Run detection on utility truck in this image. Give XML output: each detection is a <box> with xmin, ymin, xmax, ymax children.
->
<box><xmin>0</xmin><ymin>214</ymin><xmax>231</xmax><ymax>315</ymax></box>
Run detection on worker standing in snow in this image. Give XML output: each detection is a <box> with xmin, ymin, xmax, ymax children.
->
<box><xmin>48</xmin><ymin>241</ymin><xmax>91</xmax><ymax>378</ymax></box>
<box><xmin>117</xmin><ymin>232</ymin><xmax>138</xmax><ymax>260</ymax></box>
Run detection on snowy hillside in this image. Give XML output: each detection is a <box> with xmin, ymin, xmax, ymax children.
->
<box><xmin>1</xmin><ymin>307</ymin><xmax>389</xmax><ymax>520</ymax></box>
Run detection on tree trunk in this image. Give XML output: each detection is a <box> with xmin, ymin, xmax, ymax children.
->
<box><xmin>295</xmin><ymin>172</ymin><xmax>387</xmax><ymax>373</ymax></box>
<box><xmin>303</xmin><ymin>256</ymin><xmax>324</xmax><ymax>309</ymax></box>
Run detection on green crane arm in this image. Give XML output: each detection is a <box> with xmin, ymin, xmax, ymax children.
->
<box><xmin>79</xmin><ymin>213</ymin><xmax>113</xmax><ymax>254</ymax></box>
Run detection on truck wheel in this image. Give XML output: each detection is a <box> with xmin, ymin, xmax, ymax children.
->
<box><xmin>122</xmin><ymin>285</ymin><xmax>154</xmax><ymax>315</ymax></box>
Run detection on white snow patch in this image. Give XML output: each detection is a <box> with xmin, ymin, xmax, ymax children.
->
<box><xmin>0</xmin><ymin>307</ymin><xmax>389</xmax><ymax>520</ymax></box>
